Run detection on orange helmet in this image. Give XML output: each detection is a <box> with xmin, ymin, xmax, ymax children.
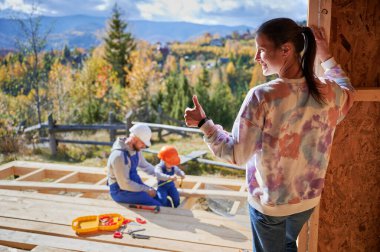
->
<box><xmin>157</xmin><ymin>146</ymin><xmax>180</xmax><ymax>166</ymax></box>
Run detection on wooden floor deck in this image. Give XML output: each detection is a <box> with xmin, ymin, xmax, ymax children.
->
<box><xmin>0</xmin><ymin>189</ymin><xmax>251</xmax><ymax>251</ymax></box>
<box><xmin>0</xmin><ymin>161</ymin><xmax>252</xmax><ymax>251</ymax></box>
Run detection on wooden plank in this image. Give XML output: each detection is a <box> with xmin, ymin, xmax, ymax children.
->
<box><xmin>0</xmin><ymin>189</ymin><xmax>249</xmax><ymax>227</ymax></box>
<box><xmin>0</xmin><ymin>189</ymin><xmax>249</xmax><ymax>232</ymax></box>
<box><xmin>31</xmin><ymin>246</ymin><xmax>77</xmax><ymax>252</ymax></box>
<box><xmin>196</xmin><ymin>158</ymin><xmax>245</xmax><ymax>170</ymax></box>
<box><xmin>179</xmin><ymin>197</ymin><xmax>198</xmax><ymax>210</ymax></box>
<box><xmin>0</xmin><ymin>181</ymin><xmax>107</xmax><ymax>193</ymax></box>
<box><xmin>0</xmin><ymin>181</ymin><xmax>248</xmax><ymax>200</ymax></box>
<box><xmin>23</xmin><ymin>123</ymin><xmax>48</xmax><ymax>133</ymax></box>
<box><xmin>132</xmin><ymin>121</ymin><xmax>203</xmax><ymax>134</ymax></box>
<box><xmin>15</xmin><ymin>169</ymin><xmax>45</xmax><ymax>182</ymax></box>
<box><xmin>0</xmin><ymin>191</ymin><xmax>247</xmax><ymax>233</ymax></box>
<box><xmin>180</xmin><ymin>151</ymin><xmax>207</xmax><ymax>164</ymax></box>
<box><xmin>229</xmin><ymin>185</ymin><xmax>247</xmax><ymax>215</ymax></box>
<box><xmin>95</xmin><ymin>177</ymin><xmax>108</xmax><ymax>185</ymax></box>
<box><xmin>52</xmin><ymin>124</ymin><xmax>127</xmax><ymax>132</ymax></box>
<box><xmin>0</xmin><ymin>169</ymin><xmax>13</xmax><ymax>180</ymax></box>
<box><xmin>179</xmin><ymin>181</ymin><xmax>204</xmax><ymax>209</ymax></box>
<box><xmin>0</xmin><ymin>162</ymin><xmax>16</xmax><ymax>171</ymax></box>
<box><xmin>0</xmin><ymin>244</ymin><xmax>28</xmax><ymax>251</ymax></box>
<box><xmin>0</xmin><ymin>229</ymin><xmax>158</xmax><ymax>252</ymax></box>
<box><xmin>0</xmin><ymin>193</ymin><xmax>251</xmax><ymax>248</ymax></box>
<box><xmin>0</xmin><ymin>217</ymin><xmax>239</xmax><ymax>252</ymax></box>
<box><xmin>354</xmin><ymin>88</ymin><xmax>380</xmax><ymax>102</ymax></box>
<box><xmin>54</xmin><ymin>172</ymin><xmax>79</xmax><ymax>184</ymax></box>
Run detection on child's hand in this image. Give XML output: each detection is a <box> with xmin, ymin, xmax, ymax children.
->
<box><xmin>180</xmin><ymin>175</ymin><xmax>185</xmax><ymax>179</ymax></box>
<box><xmin>147</xmin><ymin>188</ymin><xmax>157</xmax><ymax>197</ymax></box>
<box><xmin>170</xmin><ymin>175</ymin><xmax>177</xmax><ymax>181</ymax></box>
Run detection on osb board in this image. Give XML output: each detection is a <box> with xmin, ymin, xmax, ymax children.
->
<box><xmin>318</xmin><ymin>1</ymin><xmax>380</xmax><ymax>251</ymax></box>
<box><xmin>329</xmin><ymin>0</ymin><xmax>380</xmax><ymax>87</ymax></box>
<box><xmin>319</xmin><ymin>102</ymin><xmax>380</xmax><ymax>252</ymax></box>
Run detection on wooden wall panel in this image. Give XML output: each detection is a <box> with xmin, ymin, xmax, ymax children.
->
<box><xmin>329</xmin><ymin>0</ymin><xmax>380</xmax><ymax>87</ymax></box>
<box><xmin>319</xmin><ymin>0</ymin><xmax>380</xmax><ymax>251</ymax></box>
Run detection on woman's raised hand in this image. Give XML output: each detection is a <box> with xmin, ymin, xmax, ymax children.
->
<box><xmin>184</xmin><ymin>95</ymin><xmax>206</xmax><ymax>127</ymax></box>
<box><xmin>310</xmin><ymin>26</ymin><xmax>332</xmax><ymax>62</ymax></box>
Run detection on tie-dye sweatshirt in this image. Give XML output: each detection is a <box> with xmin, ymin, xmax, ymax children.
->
<box><xmin>200</xmin><ymin>57</ymin><xmax>354</xmax><ymax>216</ymax></box>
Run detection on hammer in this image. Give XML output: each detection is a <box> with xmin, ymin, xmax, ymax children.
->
<box><xmin>129</xmin><ymin>204</ymin><xmax>160</xmax><ymax>213</ymax></box>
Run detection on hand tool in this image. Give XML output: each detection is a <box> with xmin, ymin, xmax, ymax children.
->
<box><xmin>129</xmin><ymin>204</ymin><xmax>160</xmax><ymax>213</ymax></box>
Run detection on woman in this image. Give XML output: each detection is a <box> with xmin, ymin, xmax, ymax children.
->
<box><xmin>184</xmin><ymin>18</ymin><xmax>354</xmax><ymax>252</ymax></box>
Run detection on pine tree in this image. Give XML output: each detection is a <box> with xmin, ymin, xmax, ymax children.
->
<box><xmin>194</xmin><ymin>67</ymin><xmax>211</xmax><ymax>113</ymax></box>
<box><xmin>104</xmin><ymin>4</ymin><xmax>135</xmax><ymax>87</ymax></box>
<box><xmin>210</xmin><ymin>82</ymin><xmax>235</xmax><ymax>130</ymax></box>
<box><xmin>162</xmin><ymin>73</ymin><xmax>193</xmax><ymax>120</ymax></box>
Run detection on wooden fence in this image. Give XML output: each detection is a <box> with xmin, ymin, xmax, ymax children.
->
<box><xmin>23</xmin><ymin>113</ymin><xmax>243</xmax><ymax>171</ymax></box>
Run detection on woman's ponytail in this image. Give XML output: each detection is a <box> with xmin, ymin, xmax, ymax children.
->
<box><xmin>301</xmin><ymin>27</ymin><xmax>325</xmax><ymax>104</ymax></box>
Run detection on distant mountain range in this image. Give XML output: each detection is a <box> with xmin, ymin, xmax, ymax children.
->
<box><xmin>0</xmin><ymin>14</ymin><xmax>253</xmax><ymax>50</ymax></box>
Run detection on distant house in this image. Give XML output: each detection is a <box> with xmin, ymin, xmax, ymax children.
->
<box><xmin>210</xmin><ymin>39</ymin><xmax>223</xmax><ymax>47</ymax></box>
<box><xmin>156</xmin><ymin>42</ymin><xmax>170</xmax><ymax>59</ymax></box>
<box><xmin>219</xmin><ymin>57</ymin><xmax>229</xmax><ymax>65</ymax></box>
<box><xmin>241</xmin><ymin>30</ymin><xmax>255</xmax><ymax>40</ymax></box>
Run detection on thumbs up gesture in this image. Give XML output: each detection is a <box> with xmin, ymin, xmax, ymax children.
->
<box><xmin>184</xmin><ymin>95</ymin><xmax>207</xmax><ymax>127</ymax></box>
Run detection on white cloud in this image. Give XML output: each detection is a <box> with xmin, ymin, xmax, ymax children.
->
<box><xmin>0</xmin><ymin>0</ymin><xmax>49</xmax><ymax>14</ymax></box>
<box><xmin>95</xmin><ymin>0</ymin><xmax>113</xmax><ymax>11</ymax></box>
<box><xmin>0</xmin><ymin>0</ymin><xmax>308</xmax><ymax>27</ymax></box>
<box><xmin>136</xmin><ymin>0</ymin><xmax>307</xmax><ymax>26</ymax></box>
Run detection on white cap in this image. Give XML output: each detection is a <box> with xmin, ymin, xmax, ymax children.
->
<box><xmin>129</xmin><ymin>124</ymin><xmax>152</xmax><ymax>147</ymax></box>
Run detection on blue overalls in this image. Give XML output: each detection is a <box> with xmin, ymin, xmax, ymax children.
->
<box><xmin>156</xmin><ymin>164</ymin><xmax>180</xmax><ymax>208</ymax></box>
<box><xmin>109</xmin><ymin>151</ymin><xmax>161</xmax><ymax>206</ymax></box>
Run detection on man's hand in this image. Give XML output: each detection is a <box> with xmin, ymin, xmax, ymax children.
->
<box><xmin>169</xmin><ymin>175</ymin><xmax>177</xmax><ymax>181</ymax></box>
<box><xmin>147</xmin><ymin>188</ymin><xmax>157</xmax><ymax>198</ymax></box>
<box><xmin>310</xmin><ymin>26</ymin><xmax>332</xmax><ymax>62</ymax></box>
<box><xmin>184</xmin><ymin>95</ymin><xmax>207</xmax><ymax>127</ymax></box>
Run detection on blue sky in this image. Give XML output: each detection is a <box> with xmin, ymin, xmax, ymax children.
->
<box><xmin>0</xmin><ymin>0</ymin><xmax>308</xmax><ymax>27</ymax></box>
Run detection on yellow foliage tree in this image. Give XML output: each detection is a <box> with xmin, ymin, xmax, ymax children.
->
<box><xmin>47</xmin><ymin>60</ymin><xmax>74</xmax><ymax>122</ymax></box>
<box><xmin>249</xmin><ymin>63</ymin><xmax>267</xmax><ymax>88</ymax></box>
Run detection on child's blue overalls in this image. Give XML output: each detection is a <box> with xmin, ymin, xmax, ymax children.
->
<box><xmin>156</xmin><ymin>163</ymin><xmax>180</xmax><ymax>207</ymax></box>
<box><xmin>109</xmin><ymin>150</ymin><xmax>161</xmax><ymax>206</ymax></box>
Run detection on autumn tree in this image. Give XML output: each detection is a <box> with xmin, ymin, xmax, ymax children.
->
<box><xmin>104</xmin><ymin>4</ymin><xmax>135</xmax><ymax>87</ymax></box>
<box><xmin>14</xmin><ymin>2</ymin><xmax>52</xmax><ymax>127</ymax></box>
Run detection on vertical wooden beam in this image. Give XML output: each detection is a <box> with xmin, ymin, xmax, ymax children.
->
<box><xmin>48</xmin><ymin>114</ymin><xmax>57</xmax><ymax>156</ymax></box>
<box><xmin>308</xmin><ymin>0</ymin><xmax>332</xmax><ymax>76</ymax></box>
<box><xmin>306</xmin><ymin>0</ymin><xmax>332</xmax><ymax>250</ymax></box>
<box><xmin>308</xmin><ymin>204</ymin><xmax>320</xmax><ymax>252</ymax></box>
<box><xmin>297</xmin><ymin>222</ymin><xmax>308</xmax><ymax>252</ymax></box>
<box><xmin>108</xmin><ymin>112</ymin><xmax>116</xmax><ymax>142</ymax></box>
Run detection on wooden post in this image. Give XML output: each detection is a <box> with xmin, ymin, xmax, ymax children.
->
<box><xmin>108</xmin><ymin>112</ymin><xmax>116</xmax><ymax>142</ymax></box>
<box><xmin>157</xmin><ymin>106</ymin><xmax>163</xmax><ymax>141</ymax></box>
<box><xmin>125</xmin><ymin>110</ymin><xmax>133</xmax><ymax>135</ymax></box>
<box><xmin>47</xmin><ymin>114</ymin><xmax>57</xmax><ymax>156</ymax></box>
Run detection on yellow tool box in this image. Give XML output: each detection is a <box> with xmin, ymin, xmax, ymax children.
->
<box><xmin>72</xmin><ymin>213</ymin><xmax>124</xmax><ymax>234</ymax></box>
